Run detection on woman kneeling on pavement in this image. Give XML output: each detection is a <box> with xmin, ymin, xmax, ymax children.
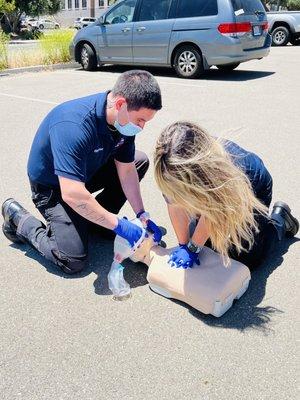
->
<box><xmin>154</xmin><ymin>121</ymin><xmax>299</xmax><ymax>270</ymax></box>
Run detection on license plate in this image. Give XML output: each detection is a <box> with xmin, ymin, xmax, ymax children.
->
<box><xmin>253</xmin><ymin>25</ymin><xmax>262</xmax><ymax>36</ymax></box>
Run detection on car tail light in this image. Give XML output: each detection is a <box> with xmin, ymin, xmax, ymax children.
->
<box><xmin>218</xmin><ymin>22</ymin><xmax>252</xmax><ymax>35</ymax></box>
<box><xmin>262</xmin><ymin>22</ymin><xmax>269</xmax><ymax>31</ymax></box>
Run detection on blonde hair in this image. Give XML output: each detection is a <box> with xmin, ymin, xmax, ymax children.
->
<box><xmin>154</xmin><ymin>121</ymin><xmax>268</xmax><ymax>264</ymax></box>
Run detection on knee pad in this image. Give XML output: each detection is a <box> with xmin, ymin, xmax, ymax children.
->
<box><xmin>52</xmin><ymin>250</ymin><xmax>88</xmax><ymax>275</ymax></box>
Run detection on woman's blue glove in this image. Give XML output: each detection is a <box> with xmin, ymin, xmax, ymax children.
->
<box><xmin>168</xmin><ymin>244</ymin><xmax>201</xmax><ymax>269</ymax></box>
<box><xmin>113</xmin><ymin>217</ymin><xmax>144</xmax><ymax>248</ymax></box>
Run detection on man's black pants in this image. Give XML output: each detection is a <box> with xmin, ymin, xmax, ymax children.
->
<box><xmin>18</xmin><ymin>151</ymin><xmax>149</xmax><ymax>274</ymax></box>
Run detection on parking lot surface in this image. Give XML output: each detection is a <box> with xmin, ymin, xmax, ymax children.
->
<box><xmin>0</xmin><ymin>47</ymin><xmax>299</xmax><ymax>400</ymax></box>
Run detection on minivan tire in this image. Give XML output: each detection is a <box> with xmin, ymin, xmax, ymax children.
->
<box><xmin>39</xmin><ymin>24</ymin><xmax>44</xmax><ymax>30</ymax></box>
<box><xmin>217</xmin><ymin>63</ymin><xmax>240</xmax><ymax>72</ymax></box>
<box><xmin>173</xmin><ymin>45</ymin><xmax>204</xmax><ymax>79</ymax></box>
<box><xmin>80</xmin><ymin>43</ymin><xmax>97</xmax><ymax>71</ymax></box>
<box><xmin>271</xmin><ymin>26</ymin><xmax>290</xmax><ymax>46</ymax></box>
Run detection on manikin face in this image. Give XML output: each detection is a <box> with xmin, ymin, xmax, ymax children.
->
<box><xmin>130</xmin><ymin>234</ymin><xmax>156</xmax><ymax>264</ymax></box>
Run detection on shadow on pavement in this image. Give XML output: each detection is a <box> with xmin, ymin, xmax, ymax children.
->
<box><xmin>76</xmin><ymin>64</ymin><xmax>275</xmax><ymax>82</ymax></box>
<box><xmin>10</xmin><ymin>232</ymin><xmax>148</xmax><ymax>295</ymax></box>
<box><xmin>177</xmin><ymin>236</ymin><xmax>299</xmax><ymax>334</ymax></box>
<box><xmin>10</xmin><ymin>232</ymin><xmax>299</xmax><ymax>333</ymax></box>
<box><xmin>10</xmin><ymin>241</ymin><xmax>91</xmax><ymax>279</ymax></box>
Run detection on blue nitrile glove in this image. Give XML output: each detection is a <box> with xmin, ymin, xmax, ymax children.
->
<box><xmin>168</xmin><ymin>244</ymin><xmax>201</xmax><ymax>269</ymax></box>
<box><xmin>113</xmin><ymin>217</ymin><xmax>144</xmax><ymax>248</ymax></box>
<box><xmin>146</xmin><ymin>219</ymin><xmax>163</xmax><ymax>243</ymax></box>
<box><xmin>136</xmin><ymin>210</ymin><xmax>163</xmax><ymax>243</ymax></box>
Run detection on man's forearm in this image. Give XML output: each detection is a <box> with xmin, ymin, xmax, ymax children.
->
<box><xmin>66</xmin><ymin>191</ymin><xmax>118</xmax><ymax>230</ymax></box>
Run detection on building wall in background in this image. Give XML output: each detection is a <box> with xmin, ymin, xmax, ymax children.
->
<box><xmin>56</xmin><ymin>0</ymin><xmax>109</xmax><ymax>27</ymax></box>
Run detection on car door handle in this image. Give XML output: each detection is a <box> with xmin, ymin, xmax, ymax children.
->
<box><xmin>136</xmin><ymin>26</ymin><xmax>146</xmax><ymax>32</ymax></box>
<box><xmin>122</xmin><ymin>27</ymin><xmax>131</xmax><ymax>32</ymax></box>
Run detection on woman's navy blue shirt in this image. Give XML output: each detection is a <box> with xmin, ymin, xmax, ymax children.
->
<box><xmin>224</xmin><ymin>139</ymin><xmax>272</xmax><ymax>205</ymax></box>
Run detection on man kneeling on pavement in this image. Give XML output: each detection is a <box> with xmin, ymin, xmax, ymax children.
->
<box><xmin>2</xmin><ymin>70</ymin><xmax>163</xmax><ymax>274</ymax></box>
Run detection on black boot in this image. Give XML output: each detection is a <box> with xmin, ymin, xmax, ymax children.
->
<box><xmin>270</xmin><ymin>201</ymin><xmax>299</xmax><ymax>239</ymax></box>
<box><xmin>2</xmin><ymin>198</ymin><xmax>30</xmax><ymax>243</ymax></box>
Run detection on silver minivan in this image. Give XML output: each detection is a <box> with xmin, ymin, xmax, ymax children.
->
<box><xmin>70</xmin><ymin>0</ymin><xmax>271</xmax><ymax>78</ymax></box>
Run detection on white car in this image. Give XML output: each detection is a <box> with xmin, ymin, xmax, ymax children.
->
<box><xmin>74</xmin><ymin>17</ymin><xmax>97</xmax><ymax>30</ymax></box>
<box><xmin>21</xmin><ymin>17</ymin><xmax>38</xmax><ymax>28</ymax></box>
<box><xmin>29</xmin><ymin>19</ymin><xmax>60</xmax><ymax>30</ymax></box>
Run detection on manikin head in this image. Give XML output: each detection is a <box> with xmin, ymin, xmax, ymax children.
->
<box><xmin>130</xmin><ymin>233</ymin><xmax>156</xmax><ymax>265</ymax></box>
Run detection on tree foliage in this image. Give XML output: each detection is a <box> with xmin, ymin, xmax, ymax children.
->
<box><xmin>12</xmin><ymin>0</ymin><xmax>61</xmax><ymax>17</ymax></box>
<box><xmin>3</xmin><ymin>0</ymin><xmax>61</xmax><ymax>33</ymax></box>
<box><xmin>0</xmin><ymin>0</ymin><xmax>15</xmax><ymax>14</ymax></box>
<box><xmin>287</xmin><ymin>0</ymin><xmax>300</xmax><ymax>10</ymax></box>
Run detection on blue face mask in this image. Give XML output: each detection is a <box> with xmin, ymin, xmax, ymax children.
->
<box><xmin>114</xmin><ymin>105</ymin><xmax>143</xmax><ymax>137</ymax></box>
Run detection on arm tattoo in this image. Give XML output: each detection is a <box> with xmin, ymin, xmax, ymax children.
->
<box><xmin>76</xmin><ymin>203</ymin><xmax>106</xmax><ymax>224</ymax></box>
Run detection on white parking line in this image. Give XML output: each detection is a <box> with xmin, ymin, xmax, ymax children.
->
<box><xmin>0</xmin><ymin>92</ymin><xmax>58</xmax><ymax>105</ymax></box>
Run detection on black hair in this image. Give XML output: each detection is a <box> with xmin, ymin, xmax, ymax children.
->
<box><xmin>112</xmin><ymin>70</ymin><xmax>162</xmax><ymax>111</ymax></box>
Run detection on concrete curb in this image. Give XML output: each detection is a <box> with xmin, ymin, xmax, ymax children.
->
<box><xmin>8</xmin><ymin>40</ymin><xmax>39</xmax><ymax>45</ymax></box>
<box><xmin>0</xmin><ymin>62</ymin><xmax>80</xmax><ymax>76</ymax></box>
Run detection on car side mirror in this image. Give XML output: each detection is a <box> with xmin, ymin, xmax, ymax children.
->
<box><xmin>99</xmin><ymin>16</ymin><xmax>105</xmax><ymax>24</ymax></box>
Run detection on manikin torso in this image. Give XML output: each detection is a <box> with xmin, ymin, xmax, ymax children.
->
<box><xmin>130</xmin><ymin>235</ymin><xmax>251</xmax><ymax>317</ymax></box>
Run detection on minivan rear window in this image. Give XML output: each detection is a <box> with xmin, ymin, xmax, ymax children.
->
<box><xmin>231</xmin><ymin>0</ymin><xmax>265</xmax><ymax>13</ymax></box>
<box><xmin>177</xmin><ymin>0</ymin><xmax>218</xmax><ymax>19</ymax></box>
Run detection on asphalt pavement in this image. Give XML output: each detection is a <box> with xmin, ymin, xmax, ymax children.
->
<box><xmin>0</xmin><ymin>47</ymin><xmax>299</xmax><ymax>400</ymax></box>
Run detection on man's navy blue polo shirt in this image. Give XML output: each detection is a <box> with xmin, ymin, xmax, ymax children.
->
<box><xmin>27</xmin><ymin>91</ymin><xmax>135</xmax><ymax>187</ymax></box>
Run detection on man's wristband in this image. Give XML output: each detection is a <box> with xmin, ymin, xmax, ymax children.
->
<box><xmin>136</xmin><ymin>210</ymin><xmax>145</xmax><ymax>219</ymax></box>
<box><xmin>136</xmin><ymin>210</ymin><xmax>150</xmax><ymax>220</ymax></box>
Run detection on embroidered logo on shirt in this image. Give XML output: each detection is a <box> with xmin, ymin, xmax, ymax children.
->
<box><xmin>115</xmin><ymin>138</ymin><xmax>125</xmax><ymax>149</ymax></box>
<box><xmin>94</xmin><ymin>147</ymin><xmax>104</xmax><ymax>153</ymax></box>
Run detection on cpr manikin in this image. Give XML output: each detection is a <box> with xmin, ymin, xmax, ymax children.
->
<box><xmin>130</xmin><ymin>231</ymin><xmax>251</xmax><ymax>317</ymax></box>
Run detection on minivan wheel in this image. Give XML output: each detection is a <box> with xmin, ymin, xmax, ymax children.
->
<box><xmin>39</xmin><ymin>24</ymin><xmax>44</xmax><ymax>30</ymax></box>
<box><xmin>80</xmin><ymin>43</ymin><xmax>97</xmax><ymax>71</ymax></box>
<box><xmin>217</xmin><ymin>63</ymin><xmax>240</xmax><ymax>72</ymax></box>
<box><xmin>271</xmin><ymin>26</ymin><xmax>290</xmax><ymax>46</ymax></box>
<box><xmin>174</xmin><ymin>46</ymin><xmax>204</xmax><ymax>79</ymax></box>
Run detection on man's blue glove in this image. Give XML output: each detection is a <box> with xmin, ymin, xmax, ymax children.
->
<box><xmin>168</xmin><ymin>244</ymin><xmax>201</xmax><ymax>269</ymax></box>
<box><xmin>113</xmin><ymin>217</ymin><xmax>144</xmax><ymax>248</ymax></box>
<box><xmin>136</xmin><ymin>210</ymin><xmax>163</xmax><ymax>243</ymax></box>
<box><xmin>146</xmin><ymin>219</ymin><xmax>163</xmax><ymax>243</ymax></box>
